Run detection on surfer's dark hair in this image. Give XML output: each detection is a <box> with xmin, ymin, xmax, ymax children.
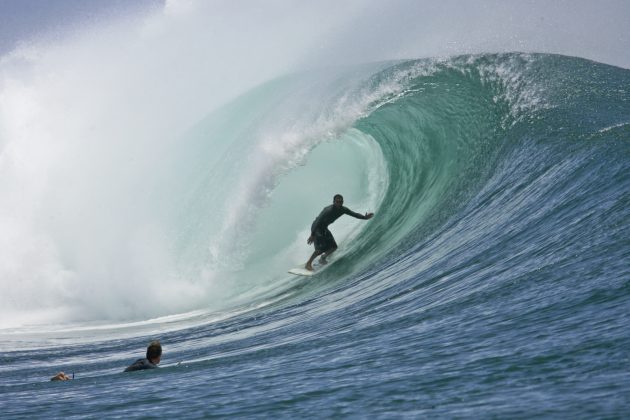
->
<box><xmin>146</xmin><ymin>340</ymin><xmax>162</xmax><ymax>361</ymax></box>
<box><xmin>333</xmin><ymin>194</ymin><xmax>343</xmax><ymax>201</ymax></box>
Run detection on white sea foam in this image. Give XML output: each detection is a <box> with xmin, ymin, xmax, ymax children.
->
<box><xmin>0</xmin><ymin>3</ymin><xmax>396</xmax><ymax>328</ymax></box>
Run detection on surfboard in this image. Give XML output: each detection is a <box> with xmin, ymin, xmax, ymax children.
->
<box><xmin>288</xmin><ymin>267</ymin><xmax>316</xmax><ymax>276</ymax></box>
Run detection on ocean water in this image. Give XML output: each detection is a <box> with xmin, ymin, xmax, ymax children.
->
<box><xmin>1</xmin><ymin>52</ymin><xmax>629</xmax><ymax>418</ymax></box>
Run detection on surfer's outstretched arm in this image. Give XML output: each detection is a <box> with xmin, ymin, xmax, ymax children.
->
<box><xmin>344</xmin><ymin>208</ymin><xmax>374</xmax><ymax>220</ymax></box>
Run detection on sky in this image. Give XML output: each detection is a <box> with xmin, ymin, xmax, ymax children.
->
<box><xmin>0</xmin><ymin>0</ymin><xmax>160</xmax><ymax>54</ymax></box>
<box><xmin>0</xmin><ymin>0</ymin><xmax>629</xmax><ymax>69</ymax></box>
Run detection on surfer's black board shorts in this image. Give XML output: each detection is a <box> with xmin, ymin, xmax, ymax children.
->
<box><xmin>314</xmin><ymin>228</ymin><xmax>337</xmax><ymax>253</ymax></box>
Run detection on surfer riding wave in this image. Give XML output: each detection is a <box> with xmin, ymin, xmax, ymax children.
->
<box><xmin>305</xmin><ymin>194</ymin><xmax>374</xmax><ymax>271</ymax></box>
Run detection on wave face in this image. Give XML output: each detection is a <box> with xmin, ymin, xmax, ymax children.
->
<box><xmin>1</xmin><ymin>53</ymin><xmax>629</xmax><ymax>417</ymax></box>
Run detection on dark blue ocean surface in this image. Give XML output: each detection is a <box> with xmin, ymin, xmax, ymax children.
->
<box><xmin>1</xmin><ymin>53</ymin><xmax>629</xmax><ymax>418</ymax></box>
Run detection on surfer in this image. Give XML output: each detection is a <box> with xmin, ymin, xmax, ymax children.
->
<box><xmin>305</xmin><ymin>194</ymin><xmax>374</xmax><ymax>271</ymax></box>
<box><xmin>123</xmin><ymin>340</ymin><xmax>162</xmax><ymax>372</ymax></box>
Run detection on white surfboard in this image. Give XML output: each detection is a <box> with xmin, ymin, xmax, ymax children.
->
<box><xmin>288</xmin><ymin>267</ymin><xmax>316</xmax><ymax>276</ymax></box>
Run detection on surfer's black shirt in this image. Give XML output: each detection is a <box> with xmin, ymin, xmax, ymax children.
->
<box><xmin>311</xmin><ymin>205</ymin><xmax>366</xmax><ymax>234</ymax></box>
<box><xmin>124</xmin><ymin>358</ymin><xmax>158</xmax><ymax>372</ymax></box>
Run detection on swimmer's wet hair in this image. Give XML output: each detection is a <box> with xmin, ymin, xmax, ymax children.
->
<box><xmin>146</xmin><ymin>340</ymin><xmax>162</xmax><ymax>360</ymax></box>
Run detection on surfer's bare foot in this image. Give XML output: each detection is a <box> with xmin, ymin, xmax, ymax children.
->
<box><xmin>51</xmin><ymin>372</ymin><xmax>71</xmax><ymax>381</ymax></box>
<box><xmin>319</xmin><ymin>256</ymin><xmax>328</xmax><ymax>265</ymax></box>
<box><xmin>305</xmin><ymin>263</ymin><xmax>314</xmax><ymax>271</ymax></box>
